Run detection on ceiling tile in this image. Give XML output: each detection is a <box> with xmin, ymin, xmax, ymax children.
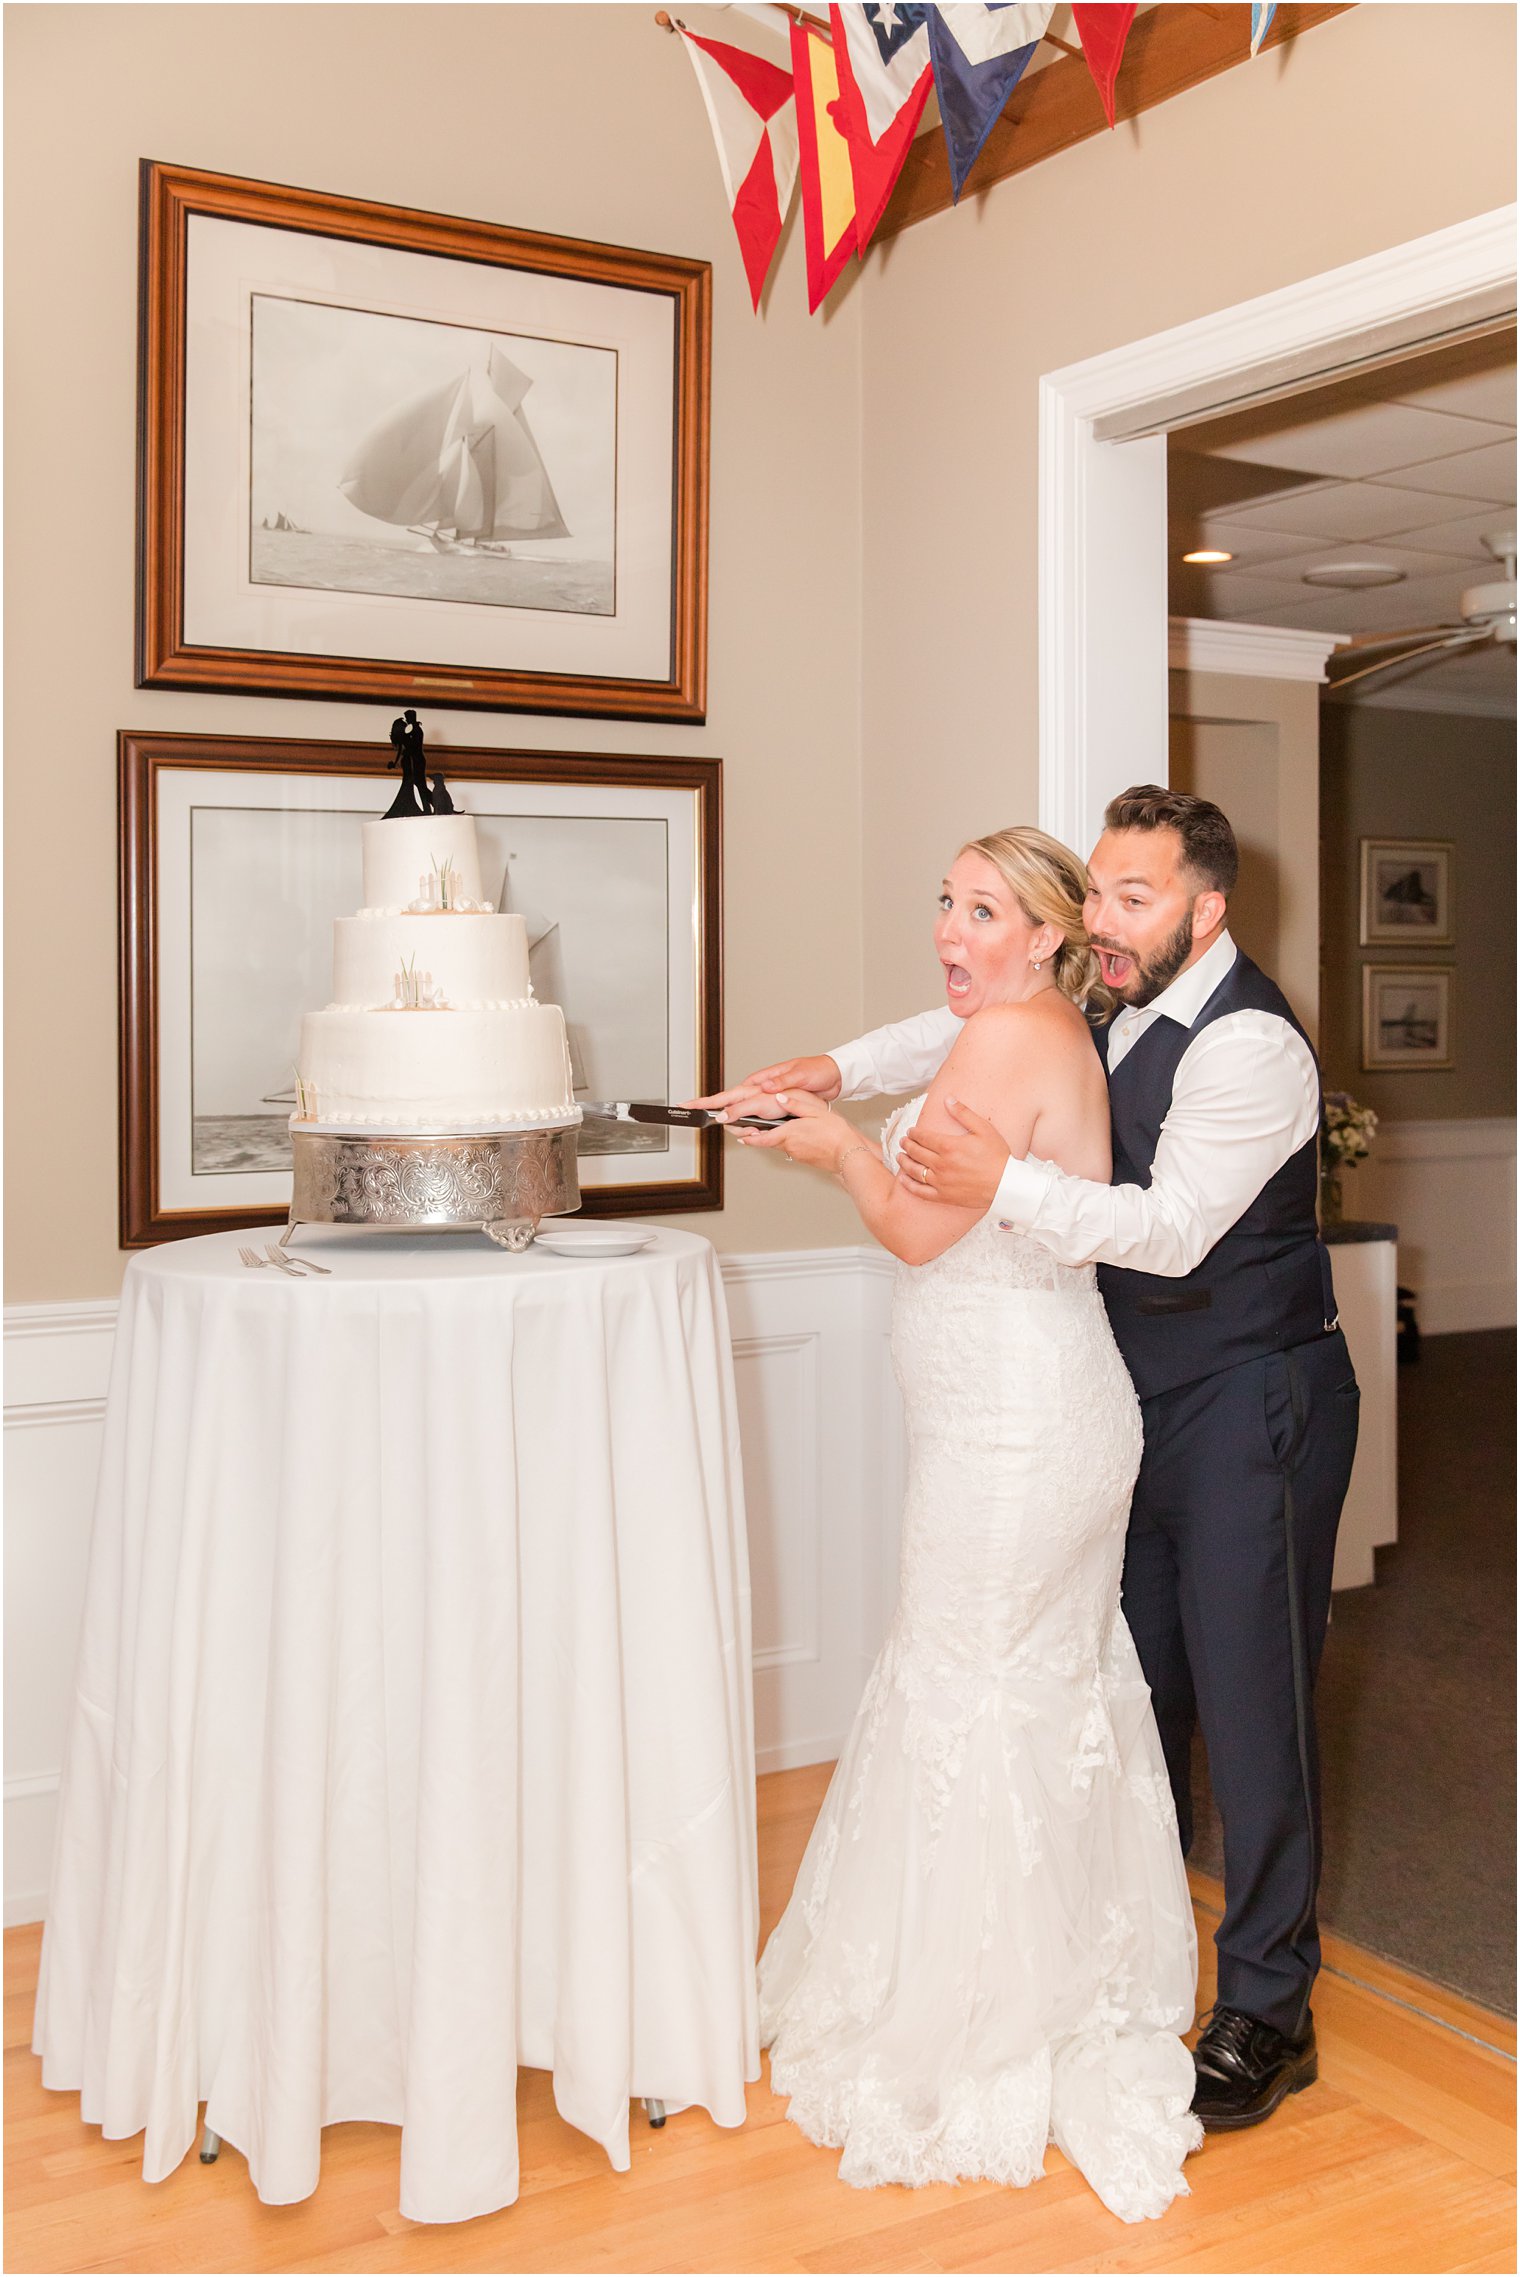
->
<box><xmin>1240</xmin><ymin>539</ymin><xmax>1485</xmax><ymax>587</ymax></box>
<box><xmin>1227</xmin><ymin>482</ymin><xmax>1497</xmax><ymax>541</ymax></box>
<box><xmin>1194</xmin><ymin>401</ymin><xmax>1512</xmax><ymax>482</ymax></box>
<box><xmin>1175</xmin><ymin>517</ymin><xmax>1334</xmax><ymax>568</ymax></box>
<box><xmin>1393</xmin><ymin>366</ymin><xmax>1518</xmax><ymax>427</ymax></box>
<box><xmin>1238</xmin><ymin>565</ymin><xmax>1481</xmax><ymax>635</ymax></box>
<box><xmin>1391</xmin><ymin>441</ymin><xmax>1517</xmax><ymax>503</ymax></box>
<box><xmin>1361</xmin><ymin>504</ymin><xmax>1516</xmax><ymax>557</ymax></box>
<box><xmin>1171</xmin><ymin>569</ymin><xmax>1316</xmax><ymax>617</ymax></box>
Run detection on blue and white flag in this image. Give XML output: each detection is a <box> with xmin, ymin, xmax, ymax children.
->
<box><xmin>1250</xmin><ymin>2</ymin><xmax>1278</xmax><ymax>56</ymax></box>
<box><xmin>829</xmin><ymin>3</ymin><xmax>937</xmax><ymax>248</ymax></box>
<box><xmin>927</xmin><ymin>4</ymin><xmax>1054</xmax><ymax>202</ymax></box>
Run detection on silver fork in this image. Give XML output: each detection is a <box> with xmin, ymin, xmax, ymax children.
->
<box><xmin>267</xmin><ymin>1242</ymin><xmax>330</xmax><ymax>1276</ymax></box>
<box><xmin>237</xmin><ymin>1244</ymin><xmax>311</xmax><ymax>1280</ymax></box>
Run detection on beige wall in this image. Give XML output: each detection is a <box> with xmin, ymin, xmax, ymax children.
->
<box><xmin>858</xmin><ymin>3</ymin><xmax>1516</xmax><ymax>1028</ymax></box>
<box><xmin>1169</xmin><ymin>669</ymin><xmax>1322</xmax><ymax>1041</ymax></box>
<box><xmin>2</xmin><ymin>3</ymin><xmax>869</xmax><ymax>1301</ymax></box>
<box><xmin>6</xmin><ymin>4</ymin><xmax>1517</xmax><ymax>1303</ymax></box>
<box><xmin>1320</xmin><ymin>702</ymin><xmax>1516</xmax><ymax>1121</ymax></box>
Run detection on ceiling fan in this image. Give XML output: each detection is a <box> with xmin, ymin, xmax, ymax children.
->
<box><xmin>1324</xmin><ymin>528</ymin><xmax>1518</xmax><ymax>690</ymax></box>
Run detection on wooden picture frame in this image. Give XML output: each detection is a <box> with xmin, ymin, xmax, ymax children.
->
<box><xmin>137</xmin><ymin>161</ymin><xmax>710</xmax><ymax>721</ymax></box>
<box><xmin>1359</xmin><ymin>838</ymin><xmax>1455</xmax><ymax>947</ymax></box>
<box><xmin>1360</xmin><ymin>964</ymin><xmax>1455</xmax><ymax>1073</ymax></box>
<box><xmin>119</xmin><ymin>729</ymin><xmax>723</xmax><ymax>1246</ymax></box>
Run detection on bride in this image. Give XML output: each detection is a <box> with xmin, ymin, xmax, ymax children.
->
<box><xmin>717</xmin><ymin>827</ymin><xmax>1203</xmax><ymax>2222</ymax></box>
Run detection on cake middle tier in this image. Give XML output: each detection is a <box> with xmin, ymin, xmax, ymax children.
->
<box><xmin>331</xmin><ymin>911</ymin><xmax>531</xmax><ymax>1009</ymax></box>
<box><xmin>299</xmin><ymin>1002</ymin><xmax>576</xmax><ymax>1128</ymax></box>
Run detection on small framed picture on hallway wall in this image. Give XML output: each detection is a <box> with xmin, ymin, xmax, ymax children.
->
<box><xmin>1359</xmin><ymin>838</ymin><xmax>1455</xmax><ymax>947</ymax></box>
<box><xmin>1361</xmin><ymin>965</ymin><xmax>1455</xmax><ymax>1073</ymax></box>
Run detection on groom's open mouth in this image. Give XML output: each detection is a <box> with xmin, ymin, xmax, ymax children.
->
<box><xmin>944</xmin><ymin>963</ymin><xmax>973</xmax><ymax>999</ymax></box>
<box><xmin>1096</xmin><ymin>947</ymin><xmax>1136</xmax><ymax>987</ymax></box>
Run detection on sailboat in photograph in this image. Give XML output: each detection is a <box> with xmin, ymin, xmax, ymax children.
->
<box><xmin>339</xmin><ymin>342</ymin><xmax>571</xmax><ymax>554</ymax></box>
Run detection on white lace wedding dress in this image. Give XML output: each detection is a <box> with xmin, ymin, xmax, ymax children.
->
<box><xmin>757</xmin><ymin>1097</ymin><xmax>1203</xmax><ymax>2222</ymax></box>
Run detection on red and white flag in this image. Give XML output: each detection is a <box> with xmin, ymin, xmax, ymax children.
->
<box><xmin>680</xmin><ymin>28</ymin><xmax>799</xmax><ymax>311</ymax></box>
<box><xmin>829</xmin><ymin>3</ymin><xmax>935</xmax><ymax>254</ymax></box>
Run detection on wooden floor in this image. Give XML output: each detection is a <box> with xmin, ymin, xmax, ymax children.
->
<box><xmin>7</xmin><ymin>1762</ymin><xmax>1515</xmax><ymax>2274</ymax></box>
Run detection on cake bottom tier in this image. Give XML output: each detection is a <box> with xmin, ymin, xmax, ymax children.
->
<box><xmin>299</xmin><ymin>1003</ymin><xmax>576</xmax><ymax>1128</ymax></box>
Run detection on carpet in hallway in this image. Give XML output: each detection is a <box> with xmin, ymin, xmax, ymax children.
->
<box><xmin>1189</xmin><ymin>1327</ymin><xmax>1516</xmax><ymax>2015</ymax></box>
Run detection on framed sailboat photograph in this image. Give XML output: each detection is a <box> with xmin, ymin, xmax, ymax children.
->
<box><xmin>137</xmin><ymin>162</ymin><xmax>710</xmax><ymax>721</ymax></box>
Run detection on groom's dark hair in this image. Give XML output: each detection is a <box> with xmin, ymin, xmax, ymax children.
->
<box><xmin>1104</xmin><ymin>785</ymin><xmax>1239</xmax><ymax>899</ymax></box>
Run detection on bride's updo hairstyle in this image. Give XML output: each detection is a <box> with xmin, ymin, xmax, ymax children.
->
<box><xmin>963</xmin><ymin>826</ymin><xmax>1112</xmax><ymax>1022</ymax></box>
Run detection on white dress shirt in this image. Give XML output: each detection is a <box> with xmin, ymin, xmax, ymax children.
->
<box><xmin>827</xmin><ymin>933</ymin><xmax>1321</xmax><ymax>1279</ymax></box>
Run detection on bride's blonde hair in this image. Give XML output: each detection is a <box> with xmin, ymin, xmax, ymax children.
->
<box><xmin>963</xmin><ymin>825</ymin><xmax>1112</xmax><ymax>1023</ymax></box>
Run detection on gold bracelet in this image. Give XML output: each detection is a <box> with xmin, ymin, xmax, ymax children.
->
<box><xmin>836</xmin><ymin>1141</ymin><xmax>875</xmax><ymax>1182</ymax></box>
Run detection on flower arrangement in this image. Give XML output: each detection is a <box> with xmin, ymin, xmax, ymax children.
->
<box><xmin>1319</xmin><ymin>1090</ymin><xmax>1378</xmax><ymax>1223</ymax></box>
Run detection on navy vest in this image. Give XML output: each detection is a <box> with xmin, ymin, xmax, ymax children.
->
<box><xmin>1093</xmin><ymin>949</ymin><xmax>1337</xmax><ymax>1400</ymax></box>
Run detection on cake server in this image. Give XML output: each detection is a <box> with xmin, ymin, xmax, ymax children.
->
<box><xmin>580</xmin><ymin>1100</ymin><xmax>792</xmax><ymax>1129</ymax></box>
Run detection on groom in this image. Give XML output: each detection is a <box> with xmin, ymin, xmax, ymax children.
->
<box><xmin>708</xmin><ymin>785</ymin><xmax>1359</xmax><ymax>2133</ymax></box>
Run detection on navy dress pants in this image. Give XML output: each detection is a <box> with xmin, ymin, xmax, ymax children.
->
<box><xmin>1120</xmin><ymin>1328</ymin><xmax>1360</xmax><ymax>2038</ymax></box>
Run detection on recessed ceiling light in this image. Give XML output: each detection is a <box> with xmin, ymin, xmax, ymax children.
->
<box><xmin>1182</xmin><ymin>549</ymin><xmax>1234</xmax><ymax>565</ymax></box>
<box><xmin>1301</xmin><ymin>559</ymin><xmax>1407</xmax><ymax>589</ymax></box>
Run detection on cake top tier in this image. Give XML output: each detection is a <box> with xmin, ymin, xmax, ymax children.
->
<box><xmin>361</xmin><ymin>815</ymin><xmax>492</xmax><ymax>914</ymax></box>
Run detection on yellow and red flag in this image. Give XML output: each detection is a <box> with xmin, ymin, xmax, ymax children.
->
<box><xmin>791</xmin><ymin>17</ymin><xmax>858</xmax><ymax>314</ymax></box>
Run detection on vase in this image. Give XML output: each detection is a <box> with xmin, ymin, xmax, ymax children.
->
<box><xmin>1319</xmin><ymin>1166</ymin><xmax>1344</xmax><ymax>1226</ymax></box>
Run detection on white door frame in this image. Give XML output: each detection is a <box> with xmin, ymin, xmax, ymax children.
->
<box><xmin>1037</xmin><ymin>205</ymin><xmax>1517</xmax><ymax>856</ymax></box>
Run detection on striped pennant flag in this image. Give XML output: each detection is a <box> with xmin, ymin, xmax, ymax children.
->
<box><xmin>828</xmin><ymin>3</ymin><xmax>936</xmax><ymax>252</ymax></box>
<box><xmin>791</xmin><ymin>17</ymin><xmax>859</xmax><ymax>312</ymax></box>
<box><xmin>1250</xmin><ymin>2</ymin><xmax>1279</xmax><ymax>55</ymax></box>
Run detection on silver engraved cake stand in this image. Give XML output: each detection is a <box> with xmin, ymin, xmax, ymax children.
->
<box><xmin>285</xmin><ymin>1119</ymin><xmax>581</xmax><ymax>1252</ymax></box>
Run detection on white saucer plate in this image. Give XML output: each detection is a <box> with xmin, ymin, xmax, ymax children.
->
<box><xmin>533</xmin><ymin>1226</ymin><xmax>655</xmax><ymax>1259</ymax></box>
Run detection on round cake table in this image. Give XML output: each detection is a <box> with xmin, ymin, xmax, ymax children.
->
<box><xmin>32</xmin><ymin>1226</ymin><xmax>759</xmax><ymax>2225</ymax></box>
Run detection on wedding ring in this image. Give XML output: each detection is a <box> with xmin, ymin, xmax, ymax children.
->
<box><xmin>918</xmin><ymin>1164</ymin><xmax>930</xmax><ymax>1182</ymax></box>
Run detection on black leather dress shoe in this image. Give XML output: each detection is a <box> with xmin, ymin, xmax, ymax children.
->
<box><xmin>1190</xmin><ymin>2005</ymin><xmax>1318</xmax><ymax>2131</ymax></box>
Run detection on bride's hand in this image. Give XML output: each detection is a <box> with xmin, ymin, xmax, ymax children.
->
<box><xmin>687</xmin><ymin>1055</ymin><xmax>842</xmax><ymax>1113</ymax></box>
<box><xmin>897</xmin><ymin>1099</ymin><xmax>1010</xmax><ymax>1208</ymax></box>
<box><xmin>734</xmin><ymin>1089</ymin><xmax>849</xmax><ymax>1171</ymax></box>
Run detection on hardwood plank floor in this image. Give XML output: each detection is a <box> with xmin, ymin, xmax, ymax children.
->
<box><xmin>6</xmin><ymin>1763</ymin><xmax>1514</xmax><ymax>2274</ymax></box>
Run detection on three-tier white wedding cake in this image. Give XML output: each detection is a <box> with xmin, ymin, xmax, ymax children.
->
<box><xmin>295</xmin><ymin>813</ymin><xmax>579</xmax><ymax>1131</ymax></box>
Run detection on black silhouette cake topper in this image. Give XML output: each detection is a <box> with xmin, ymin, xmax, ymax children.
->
<box><xmin>383</xmin><ymin>709</ymin><xmax>455</xmax><ymax>819</ymax></box>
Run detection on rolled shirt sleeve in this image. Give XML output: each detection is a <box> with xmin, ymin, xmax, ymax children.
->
<box><xmin>991</xmin><ymin>1012</ymin><xmax>1322</xmax><ymax>1276</ymax></box>
<box><xmin>827</xmin><ymin>1007</ymin><xmax>961</xmax><ymax>1101</ymax></box>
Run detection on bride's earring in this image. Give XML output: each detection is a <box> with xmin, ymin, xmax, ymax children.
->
<box><xmin>1031</xmin><ymin>958</ymin><xmax>1042</xmax><ymax>971</ymax></box>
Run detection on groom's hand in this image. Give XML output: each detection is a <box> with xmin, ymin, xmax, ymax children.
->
<box><xmin>899</xmin><ymin>1100</ymin><xmax>1009</xmax><ymax>1210</ymax></box>
<box><xmin>688</xmin><ymin>1055</ymin><xmax>843</xmax><ymax>1114</ymax></box>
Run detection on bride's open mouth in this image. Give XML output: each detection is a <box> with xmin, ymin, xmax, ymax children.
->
<box><xmin>1097</xmin><ymin>947</ymin><xmax>1135</xmax><ymax>986</ymax></box>
<box><xmin>944</xmin><ymin>963</ymin><xmax>973</xmax><ymax>999</ymax></box>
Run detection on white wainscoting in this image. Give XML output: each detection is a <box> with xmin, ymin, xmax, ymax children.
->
<box><xmin>1344</xmin><ymin>1117</ymin><xmax>1516</xmax><ymax>1336</ymax></box>
<box><xmin>2</xmin><ymin>1254</ymin><xmax>907</xmax><ymax>1926</ymax></box>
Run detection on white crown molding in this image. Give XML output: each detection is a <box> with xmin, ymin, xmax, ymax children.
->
<box><xmin>1168</xmin><ymin>615</ymin><xmax>1348</xmax><ymax>682</ymax></box>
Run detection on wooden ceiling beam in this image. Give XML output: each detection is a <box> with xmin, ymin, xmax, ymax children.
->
<box><xmin>876</xmin><ymin>3</ymin><xmax>1356</xmax><ymax>241</ymax></box>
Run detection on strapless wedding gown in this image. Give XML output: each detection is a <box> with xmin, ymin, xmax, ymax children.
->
<box><xmin>757</xmin><ymin>1097</ymin><xmax>1203</xmax><ymax>2222</ymax></box>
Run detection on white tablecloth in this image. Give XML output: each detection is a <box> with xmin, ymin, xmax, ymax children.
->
<box><xmin>33</xmin><ymin>1225</ymin><xmax>759</xmax><ymax>2223</ymax></box>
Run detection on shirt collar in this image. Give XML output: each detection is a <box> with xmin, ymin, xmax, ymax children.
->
<box><xmin>1139</xmin><ymin>930</ymin><xmax>1238</xmax><ymax>1029</ymax></box>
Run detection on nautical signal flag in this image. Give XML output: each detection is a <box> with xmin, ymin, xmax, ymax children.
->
<box><xmin>1250</xmin><ymin>2</ymin><xmax>1278</xmax><ymax>55</ymax></box>
<box><xmin>829</xmin><ymin>2</ymin><xmax>935</xmax><ymax>252</ymax></box>
<box><xmin>791</xmin><ymin>17</ymin><xmax>858</xmax><ymax>312</ymax></box>
<box><xmin>926</xmin><ymin>4</ymin><xmax>1053</xmax><ymax>203</ymax></box>
<box><xmin>679</xmin><ymin>27</ymin><xmax>799</xmax><ymax>311</ymax></box>
<box><xmin>1071</xmin><ymin>4</ymin><xmax>1136</xmax><ymax>129</ymax></box>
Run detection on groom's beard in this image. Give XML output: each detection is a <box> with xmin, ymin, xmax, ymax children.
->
<box><xmin>1095</xmin><ymin>907</ymin><xmax>1198</xmax><ymax>1007</ymax></box>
